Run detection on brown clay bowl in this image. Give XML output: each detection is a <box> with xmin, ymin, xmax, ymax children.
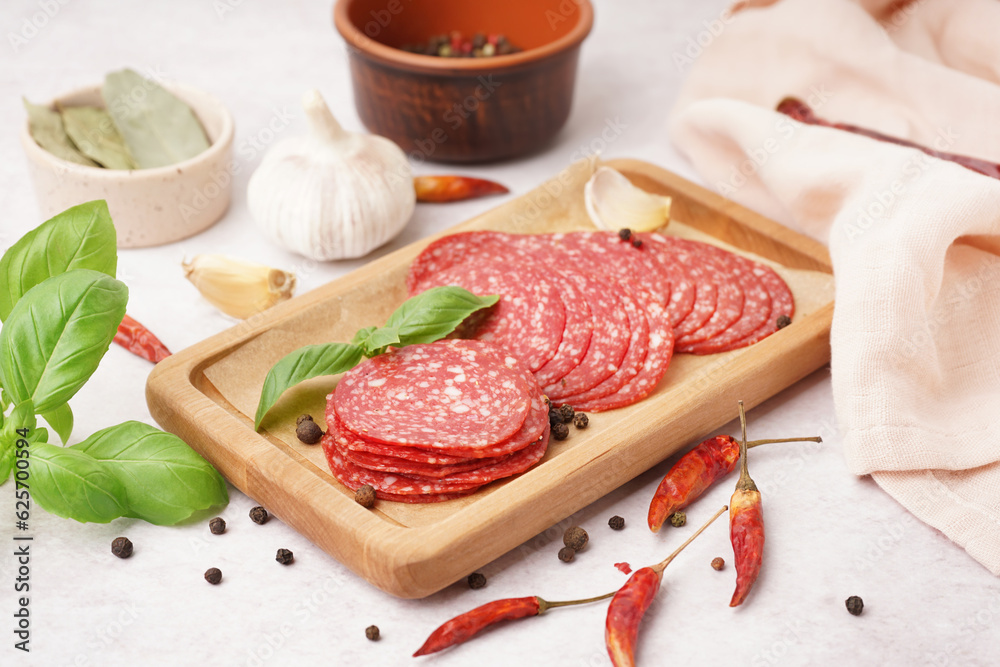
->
<box><xmin>333</xmin><ymin>0</ymin><xmax>594</xmax><ymax>163</ymax></box>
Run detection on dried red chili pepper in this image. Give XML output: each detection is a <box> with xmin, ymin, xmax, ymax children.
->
<box><xmin>414</xmin><ymin>175</ymin><xmax>510</xmax><ymax>203</ymax></box>
<box><xmin>114</xmin><ymin>314</ymin><xmax>172</xmax><ymax>363</ymax></box>
<box><xmin>606</xmin><ymin>505</ymin><xmax>728</xmax><ymax>667</ymax></box>
<box><xmin>414</xmin><ymin>591</ymin><xmax>614</xmax><ymax>657</ymax></box>
<box><xmin>647</xmin><ymin>434</ymin><xmax>820</xmax><ymax>532</ymax></box>
<box><xmin>776</xmin><ymin>97</ymin><xmax>1000</xmax><ymax>181</ymax></box>
<box><xmin>729</xmin><ymin>401</ymin><xmax>764</xmax><ymax>607</ymax></box>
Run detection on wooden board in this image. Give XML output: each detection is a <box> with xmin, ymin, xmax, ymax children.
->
<box><xmin>146</xmin><ymin>158</ymin><xmax>834</xmax><ymax>599</ymax></box>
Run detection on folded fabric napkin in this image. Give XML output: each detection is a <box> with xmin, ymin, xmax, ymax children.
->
<box><xmin>670</xmin><ymin>0</ymin><xmax>1000</xmax><ymax>574</ymax></box>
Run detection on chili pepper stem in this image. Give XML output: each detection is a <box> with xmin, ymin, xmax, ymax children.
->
<box><xmin>538</xmin><ymin>591</ymin><xmax>617</xmax><ymax>613</ymax></box>
<box><xmin>735</xmin><ymin>401</ymin><xmax>758</xmax><ymax>493</ymax></box>
<box><xmin>651</xmin><ymin>505</ymin><xmax>728</xmax><ymax>574</ymax></box>
<box><xmin>746</xmin><ymin>436</ymin><xmax>821</xmax><ymax>449</ymax></box>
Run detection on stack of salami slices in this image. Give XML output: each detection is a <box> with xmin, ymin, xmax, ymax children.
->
<box><xmin>407</xmin><ymin>230</ymin><xmax>793</xmax><ymax>412</ymax></box>
<box><xmin>322</xmin><ymin>339</ymin><xmax>550</xmax><ymax>503</ymax></box>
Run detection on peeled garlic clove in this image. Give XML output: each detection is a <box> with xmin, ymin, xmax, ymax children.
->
<box><xmin>584</xmin><ymin>167</ymin><xmax>672</xmax><ymax>232</ymax></box>
<box><xmin>183</xmin><ymin>254</ymin><xmax>295</xmax><ymax>319</ymax></box>
<box><xmin>247</xmin><ymin>90</ymin><xmax>416</xmax><ymax>261</ymax></box>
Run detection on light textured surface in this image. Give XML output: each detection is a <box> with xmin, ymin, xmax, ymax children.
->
<box><xmin>1</xmin><ymin>1</ymin><xmax>998</xmax><ymax>666</ymax></box>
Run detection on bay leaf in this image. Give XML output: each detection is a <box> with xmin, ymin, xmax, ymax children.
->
<box><xmin>102</xmin><ymin>68</ymin><xmax>210</xmax><ymax>169</ymax></box>
<box><xmin>23</xmin><ymin>98</ymin><xmax>98</xmax><ymax>167</ymax></box>
<box><xmin>58</xmin><ymin>104</ymin><xmax>138</xmax><ymax>170</ymax></box>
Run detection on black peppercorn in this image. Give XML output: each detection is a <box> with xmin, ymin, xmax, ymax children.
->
<box><xmin>669</xmin><ymin>511</ymin><xmax>687</xmax><ymax>528</ymax></box>
<box><xmin>296</xmin><ymin>414</ymin><xmax>314</xmax><ymax>426</ymax></box>
<box><xmin>632</xmin><ymin>238</ymin><xmax>643</xmax><ymax>249</ymax></box>
<box><xmin>563</xmin><ymin>526</ymin><xmax>588</xmax><ymax>551</ymax></box>
<box><xmin>111</xmin><ymin>536</ymin><xmax>133</xmax><ymax>559</ymax></box>
<box><xmin>365</xmin><ymin>625</ymin><xmax>380</xmax><ymax>641</ymax></box>
<box><xmin>204</xmin><ymin>567</ymin><xmax>222</xmax><ymax>585</ymax></box>
<box><xmin>776</xmin><ymin>314</ymin><xmax>792</xmax><ymax>329</ymax></box>
<box><xmin>551</xmin><ymin>422</ymin><xmax>570</xmax><ymax>441</ymax></box>
<box><xmin>558</xmin><ymin>404</ymin><xmax>575</xmax><ymax>422</ymax></box>
<box><xmin>608</xmin><ymin>515</ymin><xmax>625</xmax><ymax>530</ymax></box>
<box><xmin>275</xmin><ymin>548</ymin><xmax>294</xmax><ymax>565</ymax></box>
<box><xmin>355</xmin><ymin>484</ymin><xmax>377</xmax><ymax>508</ymax></box>
<box><xmin>209</xmin><ymin>517</ymin><xmax>226</xmax><ymax>535</ymax></box>
<box><xmin>618</xmin><ymin>228</ymin><xmax>632</xmax><ymax>241</ymax></box>
<box><xmin>558</xmin><ymin>546</ymin><xmax>575</xmax><ymax>563</ymax></box>
<box><xmin>573</xmin><ymin>413</ymin><xmax>589</xmax><ymax>429</ymax></box>
<box><xmin>296</xmin><ymin>419</ymin><xmax>323</xmax><ymax>445</ymax></box>
<box><xmin>548</xmin><ymin>409</ymin><xmax>564</xmax><ymax>425</ymax></box>
<box><xmin>249</xmin><ymin>506</ymin><xmax>269</xmax><ymax>525</ymax></box>
<box><xmin>467</xmin><ymin>572</ymin><xmax>487</xmax><ymax>589</ymax></box>
<box><xmin>711</xmin><ymin>557</ymin><xmax>725</xmax><ymax>571</ymax></box>
<box><xmin>846</xmin><ymin>595</ymin><xmax>864</xmax><ymax>616</ymax></box>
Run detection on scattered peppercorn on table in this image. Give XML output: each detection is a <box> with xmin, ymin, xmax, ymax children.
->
<box><xmin>5</xmin><ymin>1</ymin><xmax>1000</xmax><ymax>666</ymax></box>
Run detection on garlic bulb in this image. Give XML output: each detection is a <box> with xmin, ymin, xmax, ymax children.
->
<box><xmin>248</xmin><ymin>90</ymin><xmax>416</xmax><ymax>260</ymax></box>
<box><xmin>183</xmin><ymin>254</ymin><xmax>295</xmax><ymax>319</ymax></box>
<box><xmin>584</xmin><ymin>167</ymin><xmax>672</xmax><ymax>232</ymax></box>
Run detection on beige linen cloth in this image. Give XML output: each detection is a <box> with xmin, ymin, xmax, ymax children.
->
<box><xmin>670</xmin><ymin>0</ymin><xmax>1000</xmax><ymax>574</ymax></box>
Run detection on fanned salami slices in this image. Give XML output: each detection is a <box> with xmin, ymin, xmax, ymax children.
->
<box><xmin>421</xmin><ymin>260</ymin><xmax>565</xmax><ymax>373</ymax></box>
<box><xmin>405</xmin><ymin>229</ymin><xmax>795</xmax><ymax>411</ymax></box>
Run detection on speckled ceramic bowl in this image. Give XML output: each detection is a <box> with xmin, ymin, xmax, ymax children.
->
<box><xmin>20</xmin><ymin>82</ymin><xmax>234</xmax><ymax>248</ymax></box>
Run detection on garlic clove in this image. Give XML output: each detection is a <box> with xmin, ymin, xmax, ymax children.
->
<box><xmin>182</xmin><ymin>254</ymin><xmax>296</xmax><ymax>319</ymax></box>
<box><xmin>584</xmin><ymin>167</ymin><xmax>672</xmax><ymax>232</ymax></box>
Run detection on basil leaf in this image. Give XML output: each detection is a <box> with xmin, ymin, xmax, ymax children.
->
<box><xmin>30</xmin><ymin>442</ymin><xmax>128</xmax><ymax>523</ymax></box>
<box><xmin>59</xmin><ymin>105</ymin><xmax>137</xmax><ymax>170</ymax></box>
<box><xmin>350</xmin><ymin>326</ymin><xmax>377</xmax><ymax>347</ymax></box>
<box><xmin>356</xmin><ymin>326</ymin><xmax>401</xmax><ymax>357</ymax></box>
<box><xmin>23</xmin><ymin>98</ymin><xmax>98</xmax><ymax>167</ymax></box>
<box><xmin>103</xmin><ymin>68</ymin><xmax>210</xmax><ymax>169</ymax></box>
<box><xmin>0</xmin><ymin>199</ymin><xmax>117</xmax><ymax>321</ymax></box>
<box><xmin>40</xmin><ymin>402</ymin><xmax>73</xmax><ymax>445</ymax></box>
<box><xmin>0</xmin><ymin>270</ymin><xmax>128</xmax><ymax>413</ymax></box>
<box><xmin>384</xmin><ymin>286</ymin><xmax>498</xmax><ymax>347</ymax></box>
<box><xmin>255</xmin><ymin>343</ymin><xmax>363</xmax><ymax>429</ymax></box>
<box><xmin>72</xmin><ymin>421</ymin><xmax>228</xmax><ymax>525</ymax></box>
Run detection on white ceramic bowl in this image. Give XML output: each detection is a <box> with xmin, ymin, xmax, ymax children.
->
<box><xmin>20</xmin><ymin>82</ymin><xmax>235</xmax><ymax>248</ymax></box>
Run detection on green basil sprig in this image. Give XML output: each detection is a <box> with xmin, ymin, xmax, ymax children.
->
<box><xmin>254</xmin><ymin>286</ymin><xmax>498</xmax><ymax>430</ymax></box>
<box><xmin>0</xmin><ymin>200</ymin><xmax>228</xmax><ymax>524</ymax></box>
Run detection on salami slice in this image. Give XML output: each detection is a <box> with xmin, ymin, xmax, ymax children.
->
<box><xmin>673</xmin><ymin>244</ymin><xmax>745</xmax><ymax>346</ymax></box>
<box><xmin>408</xmin><ymin>231</ymin><xmax>548</xmax><ymax>294</ymax></box>
<box><xmin>643</xmin><ymin>235</ymin><xmax>718</xmax><ymax>337</ymax></box>
<box><xmin>542</xmin><ymin>275</ymin><xmax>631</xmax><ymax>400</ymax></box>
<box><xmin>532</xmin><ymin>270</ymin><xmax>593</xmax><ymax>388</ymax></box>
<box><xmin>557</xmin><ymin>285</ymin><xmax>649</xmax><ymax>404</ymax></box>
<box><xmin>333</xmin><ymin>340</ymin><xmax>531</xmax><ymax>450</ymax></box>
<box><xmin>679</xmin><ymin>254</ymin><xmax>771</xmax><ymax>353</ymax></box>
<box><xmin>548</xmin><ymin>232</ymin><xmax>675</xmax><ymax>310</ymax></box>
<box><xmin>321</xmin><ymin>425</ymin><xmax>549</xmax><ymax>498</ymax></box>
<box><xmin>330</xmin><ymin>389</ymin><xmax>548</xmax><ymax>460</ymax></box>
<box><xmin>572</xmin><ymin>302</ymin><xmax>675</xmax><ymax>412</ymax></box>
<box><xmin>420</xmin><ymin>259</ymin><xmax>565</xmax><ymax>373</ymax></box>
<box><xmin>322</xmin><ymin>445</ymin><xmax>481</xmax><ymax>503</ymax></box>
<box><xmin>683</xmin><ymin>262</ymin><xmax>793</xmax><ymax>353</ymax></box>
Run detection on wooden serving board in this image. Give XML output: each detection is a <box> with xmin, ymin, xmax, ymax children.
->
<box><xmin>146</xmin><ymin>158</ymin><xmax>834</xmax><ymax>599</ymax></box>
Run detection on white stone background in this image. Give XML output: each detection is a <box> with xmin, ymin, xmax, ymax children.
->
<box><xmin>1</xmin><ymin>1</ymin><xmax>998</xmax><ymax>666</ymax></box>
